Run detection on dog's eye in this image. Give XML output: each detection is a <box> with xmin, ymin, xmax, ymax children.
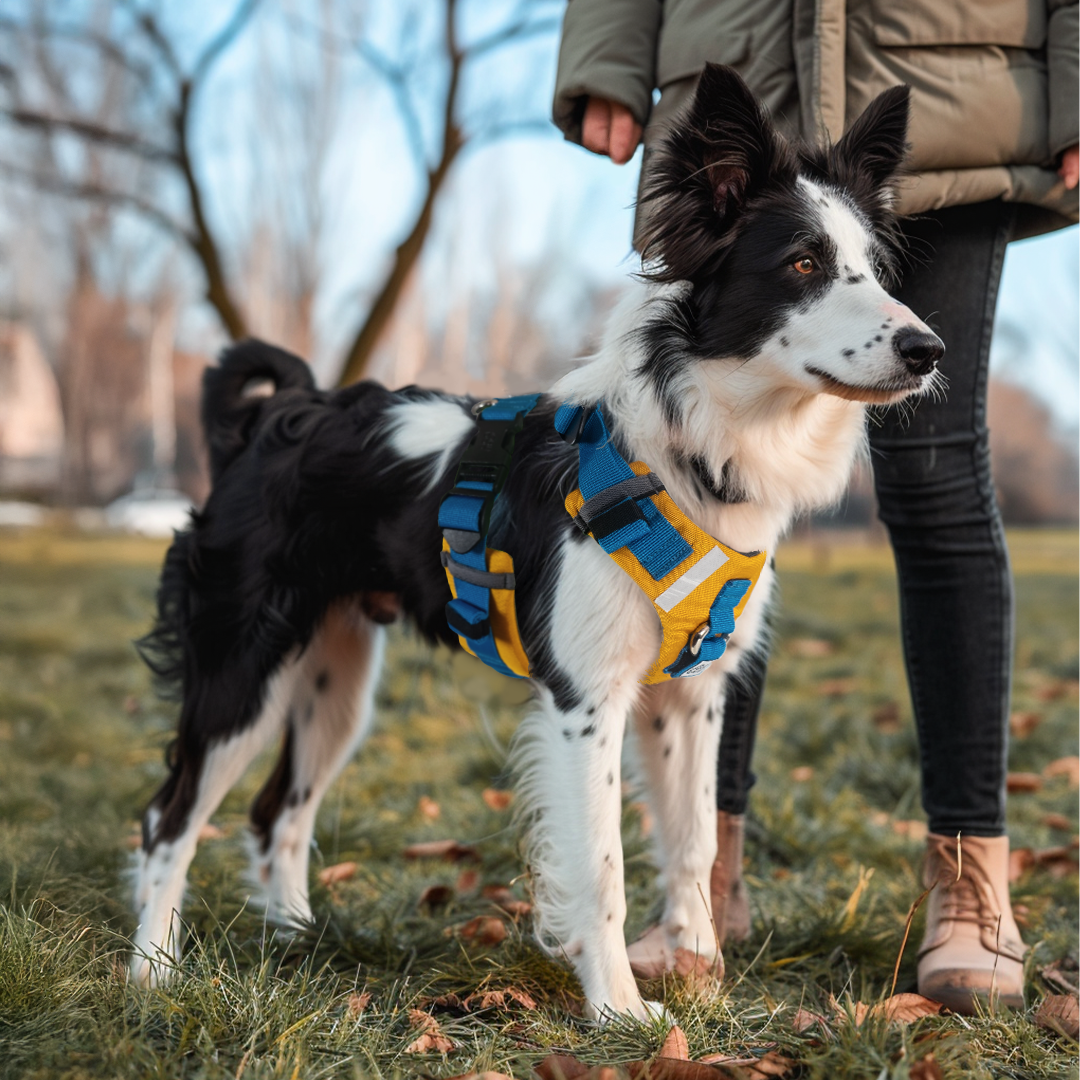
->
<box><xmin>793</xmin><ymin>257</ymin><xmax>816</xmax><ymax>274</ymax></box>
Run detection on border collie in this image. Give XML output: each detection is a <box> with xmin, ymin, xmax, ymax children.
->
<box><xmin>131</xmin><ymin>65</ymin><xmax>943</xmax><ymax>1020</ymax></box>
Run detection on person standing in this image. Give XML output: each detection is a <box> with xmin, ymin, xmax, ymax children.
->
<box><xmin>551</xmin><ymin>0</ymin><xmax>1078</xmax><ymax>1013</ymax></box>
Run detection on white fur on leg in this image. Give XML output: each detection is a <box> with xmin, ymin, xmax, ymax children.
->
<box><xmin>253</xmin><ymin>606</ymin><xmax>384</xmax><ymax>926</ymax></box>
<box><xmin>632</xmin><ymin>672</ymin><xmax>727</xmax><ymax>975</ymax></box>
<box><xmin>131</xmin><ymin>660</ymin><xmax>299</xmax><ymax>986</ymax></box>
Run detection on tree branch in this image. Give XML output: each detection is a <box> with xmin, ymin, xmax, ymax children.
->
<box><xmin>2</xmin><ymin>107</ymin><xmax>178</xmax><ymax>163</ymax></box>
<box><xmin>0</xmin><ymin>160</ymin><xmax>193</xmax><ymax>241</ymax></box>
<box><xmin>463</xmin><ymin>16</ymin><xmax>560</xmax><ymax>61</ymax></box>
<box><xmin>192</xmin><ymin>0</ymin><xmax>264</xmax><ymax>85</ymax></box>
<box><xmin>356</xmin><ymin>41</ymin><xmax>428</xmax><ymax>172</ymax></box>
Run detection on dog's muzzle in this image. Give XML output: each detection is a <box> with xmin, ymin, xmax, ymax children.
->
<box><xmin>893</xmin><ymin>328</ymin><xmax>944</xmax><ymax>376</ymax></box>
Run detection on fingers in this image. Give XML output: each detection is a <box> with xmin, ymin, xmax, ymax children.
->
<box><xmin>1058</xmin><ymin>144</ymin><xmax>1079</xmax><ymax>191</ymax></box>
<box><xmin>608</xmin><ymin>102</ymin><xmax>643</xmax><ymax>165</ymax></box>
<box><xmin>582</xmin><ymin>97</ymin><xmax>613</xmax><ymax>157</ymax></box>
<box><xmin>582</xmin><ymin>97</ymin><xmax>642</xmax><ymax>163</ymax></box>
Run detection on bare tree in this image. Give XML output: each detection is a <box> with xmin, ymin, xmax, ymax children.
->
<box><xmin>0</xmin><ymin>0</ymin><xmax>560</xmax><ymax>385</ymax></box>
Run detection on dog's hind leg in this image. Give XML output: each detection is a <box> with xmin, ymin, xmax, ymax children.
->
<box><xmin>249</xmin><ymin>601</ymin><xmax>385</xmax><ymax>927</ymax></box>
<box><xmin>132</xmin><ymin>659</ymin><xmax>300</xmax><ymax>986</ymax></box>
<box><xmin>630</xmin><ymin>671</ymin><xmax>727</xmax><ymax>979</ymax></box>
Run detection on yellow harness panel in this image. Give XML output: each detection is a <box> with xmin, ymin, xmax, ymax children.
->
<box><xmin>565</xmin><ymin>461</ymin><xmax>767</xmax><ymax>684</ymax></box>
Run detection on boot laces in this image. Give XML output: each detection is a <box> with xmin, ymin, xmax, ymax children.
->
<box><xmin>929</xmin><ymin>836</ymin><xmax>1001</xmax><ymax>934</ymax></box>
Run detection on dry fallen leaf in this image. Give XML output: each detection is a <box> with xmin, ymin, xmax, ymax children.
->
<box><xmin>533</xmin><ymin>1054</ymin><xmax>589</xmax><ymax>1080</ymax></box>
<box><xmin>873</xmin><ymin>993</ymin><xmax>945</xmax><ymax>1024</ymax></box>
<box><xmin>659</xmin><ymin>1025</ymin><xmax>689</xmax><ymax>1060</ymax></box>
<box><xmin>790</xmin><ymin>1007</ymin><xmax>831</xmax><ymax>1033</ymax></box>
<box><xmin>1006</xmin><ymin>771</ymin><xmax>1043</xmax><ymax>793</ymax></box>
<box><xmin>346</xmin><ymin>991</ymin><xmax>371</xmax><ymax>1018</ymax></box>
<box><xmin>1039</xmin><ymin>959</ymin><xmax>1080</xmax><ymax>995</ymax></box>
<box><xmin>418</xmin><ymin>795</ymin><xmax>441</xmax><ymax>820</ymax></box>
<box><xmin>418</xmin><ymin>884</ymin><xmax>454</xmax><ymax>910</ymax></box>
<box><xmin>446</xmin><ymin>1073</ymin><xmax>515</xmax><ymax>1080</ymax></box>
<box><xmin>1034</xmin><ymin>994</ymin><xmax>1080</xmax><ymax>1039</ymax></box>
<box><xmin>1035</xmin><ymin>678</ymin><xmax>1079</xmax><ymax>702</ymax></box>
<box><xmin>1009</xmin><ymin>711</ymin><xmax>1042</xmax><ymax>738</ymax></box>
<box><xmin>742</xmin><ymin>1052</ymin><xmax>799</xmax><ymax>1079</ymax></box>
<box><xmin>1034</xmin><ymin>845</ymin><xmax>1079</xmax><ymax>878</ymax></box>
<box><xmin>124</xmin><ymin>832</ymin><xmax>142</xmax><ymax>850</ymax></box>
<box><xmin>318</xmin><ymin>861</ymin><xmax>357</xmax><ymax>886</ymax></box>
<box><xmin>789</xmin><ymin>766</ymin><xmax>814</xmax><ymax>782</ymax></box>
<box><xmin>627</xmin><ymin>1060</ymin><xmax>725</xmax><ymax>1080</ymax></box>
<box><xmin>452</xmin><ymin>915</ymin><xmax>507</xmax><ymax>946</ymax></box>
<box><xmin>456</xmin><ymin>867</ymin><xmax>480</xmax><ymax>893</ymax></box>
<box><xmin>482</xmin><ymin>885</ymin><xmax>533</xmax><ymax>917</ymax></box>
<box><xmin>908</xmin><ymin>1052</ymin><xmax>944</xmax><ymax>1080</ymax></box>
<box><xmin>871</xmin><ymin>701</ymin><xmax>901</xmax><ymax>732</ymax></box>
<box><xmin>403</xmin><ymin>839</ymin><xmax>480</xmax><ymax>863</ymax></box>
<box><xmin>1044</xmin><ymin>812</ymin><xmax>1073</xmax><ymax>831</ymax></box>
<box><xmin>482</xmin><ymin>788</ymin><xmax>513</xmax><ymax>811</ymax></box>
<box><xmin>198</xmin><ymin>823</ymin><xmax>225</xmax><ymax>841</ymax></box>
<box><xmin>403</xmin><ymin>1009</ymin><xmax>455</xmax><ymax>1054</ymax></box>
<box><xmin>892</xmin><ymin>819</ymin><xmax>929</xmax><ymax>841</ymax></box>
<box><xmin>630</xmin><ymin>801</ymin><xmax>653</xmax><ymax>838</ymax></box>
<box><xmin>1044</xmin><ymin>756</ymin><xmax>1080</xmax><ymax>788</ymax></box>
<box><xmin>463</xmin><ymin>986</ymin><xmax>538</xmax><ymax>1011</ymax></box>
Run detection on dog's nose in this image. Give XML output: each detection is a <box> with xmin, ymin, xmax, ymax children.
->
<box><xmin>893</xmin><ymin>328</ymin><xmax>944</xmax><ymax>375</ymax></box>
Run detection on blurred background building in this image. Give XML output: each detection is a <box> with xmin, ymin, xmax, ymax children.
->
<box><xmin>0</xmin><ymin>0</ymin><xmax>1076</xmax><ymax>526</ymax></box>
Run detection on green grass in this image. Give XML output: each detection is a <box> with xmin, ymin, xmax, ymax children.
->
<box><xmin>0</xmin><ymin>527</ymin><xmax>1076</xmax><ymax>1079</ymax></box>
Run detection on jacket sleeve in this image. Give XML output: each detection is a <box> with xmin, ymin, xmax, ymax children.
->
<box><xmin>552</xmin><ymin>0</ymin><xmax>663</xmax><ymax>144</ymax></box>
<box><xmin>1047</xmin><ymin>0</ymin><xmax>1078</xmax><ymax>156</ymax></box>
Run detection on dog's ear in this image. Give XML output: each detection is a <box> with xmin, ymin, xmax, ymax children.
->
<box><xmin>832</xmin><ymin>84</ymin><xmax>910</xmax><ymax>191</ymax></box>
<box><xmin>639</xmin><ymin>64</ymin><xmax>791</xmax><ymax>283</ymax></box>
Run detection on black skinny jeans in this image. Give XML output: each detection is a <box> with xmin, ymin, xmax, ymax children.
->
<box><xmin>718</xmin><ymin>200</ymin><xmax>1016</xmax><ymax>838</ymax></box>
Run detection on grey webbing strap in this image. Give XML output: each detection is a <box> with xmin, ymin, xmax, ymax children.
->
<box><xmin>572</xmin><ymin>472</ymin><xmax>666</xmax><ymax>529</ymax></box>
<box><xmin>440</xmin><ymin>549</ymin><xmax>516</xmax><ymax>590</ymax></box>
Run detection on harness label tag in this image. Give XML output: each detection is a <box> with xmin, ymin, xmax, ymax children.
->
<box><xmin>655</xmin><ymin>546</ymin><xmax>729</xmax><ymax>612</ymax></box>
<box><xmin>678</xmin><ymin>659</ymin><xmax>714</xmax><ymax>678</ymax></box>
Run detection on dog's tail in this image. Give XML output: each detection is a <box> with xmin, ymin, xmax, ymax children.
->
<box><xmin>201</xmin><ymin>340</ymin><xmax>316</xmax><ymax>480</ymax></box>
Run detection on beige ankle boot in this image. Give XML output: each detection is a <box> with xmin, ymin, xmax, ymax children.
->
<box><xmin>917</xmin><ymin>833</ymin><xmax>1027</xmax><ymax>1013</ymax></box>
<box><xmin>627</xmin><ymin>811</ymin><xmax>749</xmax><ymax>979</ymax></box>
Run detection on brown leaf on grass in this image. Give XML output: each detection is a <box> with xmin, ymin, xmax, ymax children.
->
<box><xmin>790</xmin><ymin>1007</ymin><xmax>831</xmax><ymax>1033</ymax></box>
<box><xmin>456</xmin><ymin>867</ymin><xmax>480</xmax><ymax>893</ymax></box>
<box><xmin>1013</xmin><ymin>903</ymin><xmax>1031</xmax><ymax>927</ymax></box>
<box><xmin>346</xmin><ymin>991</ymin><xmax>371</xmax><ymax>1017</ymax></box>
<box><xmin>871</xmin><ymin>701</ymin><xmax>901</xmax><ymax>733</ymax></box>
<box><xmin>659</xmin><ymin>1025</ymin><xmax>689</xmax><ymax>1060</ymax></box>
<box><xmin>1043</xmin><ymin>756</ymin><xmax>1080</xmax><ymax>787</ymax></box>
<box><xmin>447</xmin><ymin>1073</ymin><xmax>515</xmax><ymax>1080</ymax></box>
<box><xmin>817</xmin><ymin>677</ymin><xmax>858</xmax><ymax>696</ymax></box>
<box><xmin>482</xmin><ymin>885</ymin><xmax>532</xmax><ymax>917</ymax></box>
<box><xmin>124</xmin><ymin>832</ymin><xmax>142</xmax><ymax>849</ymax></box>
<box><xmin>403</xmin><ymin>839</ymin><xmax>480</xmax><ymax>863</ymax></box>
<box><xmin>1034</xmin><ymin>994</ymin><xmax>1080</xmax><ymax>1039</ymax></box>
<box><xmin>318</xmin><ymin>861</ymin><xmax>357</xmax><ymax>886</ymax></box>
<box><xmin>908</xmin><ymin>1052</ymin><xmax>944</xmax><ymax>1080</ymax></box>
<box><xmin>788</xmin><ymin>638</ymin><xmax>833</xmax><ymax>658</ymax></box>
<box><xmin>418</xmin><ymin>795</ymin><xmax>441</xmax><ymax>820</ymax></box>
<box><xmin>628</xmin><ymin>1060</ymin><xmax>727</xmax><ymax>1080</ymax></box>
<box><xmin>404</xmin><ymin>1009</ymin><xmax>455</xmax><ymax>1054</ymax></box>
<box><xmin>1044</xmin><ymin>812</ymin><xmax>1073</xmax><ymax>831</ymax></box>
<box><xmin>1034</xmin><ymin>846</ymin><xmax>1080</xmax><ymax>878</ymax></box>
<box><xmin>695</xmin><ymin>1051</ymin><xmax>796</xmax><ymax>1078</ymax></box>
<box><xmin>482</xmin><ymin>787</ymin><xmax>513</xmax><ymax>811</ymax></box>
<box><xmin>463</xmin><ymin>986</ymin><xmax>538</xmax><ymax>1011</ymax></box>
<box><xmin>418</xmin><ymin>884</ymin><xmax>454</xmax><ymax>910</ymax></box>
<box><xmin>1034</xmin><ymin>678</ymin><xmax>1079</xmax><ymax>702</ymax></box>
<box><xmin>1006</xmin><ymin>771</ymin><xmax>1043</xmax><ymax>793</ymax></box>
<box><xmin>1008</xmin><ymin>711</ymin><xmax>1042</xmax><ymax>738</ymax></box>
<box><xmin>451</xmin><ymin>915</ymin><xmax>507</xmax><ymax>946</ymax></box>
<box><xmin>533</xmin><ymin>1054</ymin><xmax>589</xmax><ymax>1080</ymax></box>
<box><xmin>874</xmin><ymin>993</ymin><xmax>946</xmax><ymax>1023</ymax></box>
<box><xmin>198</xmin><ymin>823</ymin><xmax>225</xmax><ymax>841</ymax></box>
<box><xmin>789</xmin><ymin>766</ymin><xmax>814</xmax><ymax>782</ymax></box>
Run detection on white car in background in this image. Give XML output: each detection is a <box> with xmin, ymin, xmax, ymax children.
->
<box><xmin>105</xmin><ymin>487</ymin><xmax>193</xmax><ymax>537</ymax></box>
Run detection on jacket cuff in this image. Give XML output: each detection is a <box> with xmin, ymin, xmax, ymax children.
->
<box><xmin>552</xmin><ymin>0</ymin><xmax>662</xmax><ymax>144</ymax></box>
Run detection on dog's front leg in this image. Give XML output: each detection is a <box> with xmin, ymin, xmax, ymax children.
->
<box><xmin>515</xmin><ymin>541</ymin><xmax>660</xmax><ymax>1022</ymax></box>
<box><xmin>631</xmin><ymin>671</ymin><xmax>726</xmax><ymax>979</ymax></box>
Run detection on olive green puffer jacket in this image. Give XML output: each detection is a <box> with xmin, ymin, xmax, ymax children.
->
<box><xmin>553</xmin><ymin>0</ymin><xmax>1078</xmax><ymax>230</ymax></box>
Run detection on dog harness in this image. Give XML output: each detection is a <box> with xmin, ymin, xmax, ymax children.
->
<box><xmin>439</xmin><ymin>397</ymin><xmax>767</xmax><ymax>684</ymax></box>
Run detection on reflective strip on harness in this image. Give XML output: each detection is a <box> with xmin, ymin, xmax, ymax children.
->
<box><xmin>557</xmin><ymin>402</ymin><xmax>767</xmax><ymax>685</ymax></box>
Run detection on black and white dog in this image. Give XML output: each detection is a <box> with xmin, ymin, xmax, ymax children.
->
<box><xmin>132</xmin><ymin>65</ymin><xmax>943</xmax><ymax>1020</ymax></box>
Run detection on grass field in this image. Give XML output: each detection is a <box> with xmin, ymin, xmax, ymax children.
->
<box><xmin>0</xmin><ymin>526</ymin><xmax>1076</xmax><ymax>1079</ymax></box>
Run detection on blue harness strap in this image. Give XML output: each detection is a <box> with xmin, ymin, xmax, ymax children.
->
<box><xmin>438</xmin><ymin>394</ymin><xmax>541</xmax><ymax>678</ymax></box>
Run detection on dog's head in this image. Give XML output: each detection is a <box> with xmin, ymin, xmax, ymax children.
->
<box><xmin>639</xmin><ymin>64</ymin><xmax>943</xmax><ymax>407</ymax></box>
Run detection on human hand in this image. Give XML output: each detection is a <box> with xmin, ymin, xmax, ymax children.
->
<box><xmin>582</xmin><ymin>96</ymin><xmax>643</xmax><ymax>164</ymax></box>
<box><xmin>1059</xmin><ymin>144</ymin><xmax>1079</xmax><ymax>190</ymax></box>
